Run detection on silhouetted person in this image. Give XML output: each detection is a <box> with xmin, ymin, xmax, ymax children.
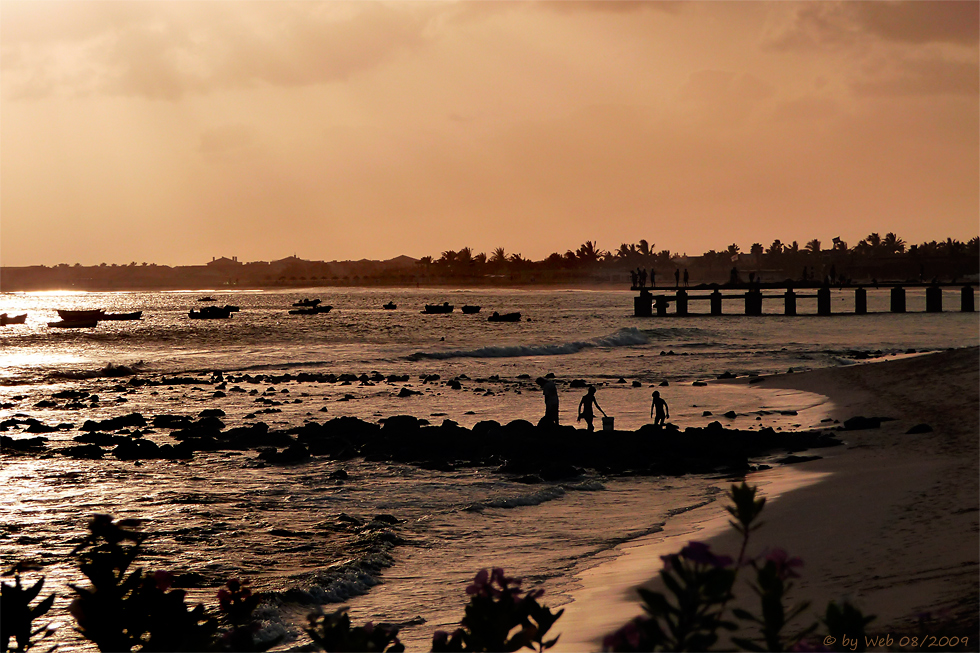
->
<box><xmin>638</xmin><ymin>268</ymin><xmax>647</xmax><ymax>289</ymax></box>
<box><xmin>537</xmin><ymin>377</ymin><xmax>559</xmax><ymax>428</ymax></box>
<box><xmin>630</xmin><ymin>270</ymin><xmax>638</xmax><ymax>288</ymax></box>
<box><xmin>683</xmin><ymin>269</ymin><xmax>689</xmax><ymax>287</ymax></box>
<box><xmin>730</xmin><ymin>267</ymin><xmax>739</xmax><ymax>285</ymax></box>
<box><xmin>748</xmin><ymin>271</ymin><xmax>755</xmax><ymax>285</ymax></box>
<box><xmin>674</xmin><ymin>268</ymin><xmax>680</xmax><ymax>288</ymax></box>
<box><xmin>650</xmin><ymin>268</ymin><xmax>656</xmax><ymax>288</ymax></box>
<box><xmin>577</xmin><ymin>386</ymin><xmax>606</xmax><ymax>432</ymax></box>
<box><xmin>650</xmin><ymin>390</ymin><xmax>669</xmax><ymax>427</ymax></box>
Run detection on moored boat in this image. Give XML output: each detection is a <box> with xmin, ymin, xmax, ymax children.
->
<box><xmin>292</xmin><ymin>298</ymin><xmax>321</xmax><ymax>307</ymax></box>
<box><xmin>383</xmin><ymin>302</ymin><xmax>397</xmax><ymax>310</ymax></box>
<box><xmin>422</xmin><ymin>302</ymin><xmax>454</xmax><ymax>314</ymax></box>
<box><xmin>57</xmin><ymin>309</ymin><xmax>105</xmax><ymax>322</ymax></box>
<box><xmin>1</xmin><ymin>313</ymin><xmax>27</xmax><ymax>325</ymax></box>
<box><xmin>488</xmin><ymin>311</ymin><xmax>522</xmax><ymax>322</ymax></box>
<box><xmin>48</xmin><ymin>320</ymin><xmax>98</xmax><ymax>328</ymax></box>
<box><xmin>189</xmin><ymin>306</ymin><xmax>232</xmax><ymax>319</ymax></box>
<box><xmin>102</xmin><ymin>311</ymin><xmax>143</xmax><ymax>321</ymax></box>
<box><xmin>461</xmin><ymin>305</ymin><xmax>481</xmax><ymax>314</ymax></box>
<box><xmin>288</xmin><ymin>305</ymin><xmax>333</xmax><ymax>315</ymax></box>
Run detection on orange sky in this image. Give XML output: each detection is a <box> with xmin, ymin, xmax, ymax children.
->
<box><xmin>1</xmin><ymin>1</ymin><xmax>977</xmax><ymax>267</ymax></box>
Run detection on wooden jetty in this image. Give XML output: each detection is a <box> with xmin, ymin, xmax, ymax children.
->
<box><xmin>632</xmin><ymin>282</ymin><xmax>978</xmax><ymax>317</ymax></box>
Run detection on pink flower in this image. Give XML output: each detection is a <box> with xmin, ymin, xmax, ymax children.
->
<box><xmin>152</xmin><ymin>570</ymin><xmax>173</xmax><ymax>592</ymax></box>
<box><xmin>678</xmin><ymin>541</ymin><xmax>733</xmax><ymax>568</ymax></box>
<box><xmin>764</xmin><ymin>548</ymin><xmax>803</xmax><ymax>579</ymax></box>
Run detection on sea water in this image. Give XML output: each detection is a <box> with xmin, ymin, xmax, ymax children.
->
<box><xmin>1</xmin><ymin>287</ymin><xmax>976</xmax><ymax>650</ymax></box>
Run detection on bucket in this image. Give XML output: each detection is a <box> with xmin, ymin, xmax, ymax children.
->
<box><xmin>602</xmin><ymin>416</ymin><xmax>615</xmax><ymax>431</ymax></box>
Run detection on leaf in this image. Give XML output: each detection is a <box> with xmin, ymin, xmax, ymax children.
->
<box><xmin>31</xmin><ymin>594</ymin><xmax>55</xmax><ymax>619</ymax></box>
<box><xmin>24</xmin><ymin>577</ymin><xmax>45</xmax><ymax>603</ymax></box>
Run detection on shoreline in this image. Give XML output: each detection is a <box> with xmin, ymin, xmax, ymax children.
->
<box><xmin>554</xmin><ymin>346</ymin><xmax>979</xmax><ymax>649</ymax></box>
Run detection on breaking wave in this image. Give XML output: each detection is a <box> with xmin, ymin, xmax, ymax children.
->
<box><xmin>409</xmin><ymin>328</ymin><xmax>648</xmax><ymax>361</ymax></box>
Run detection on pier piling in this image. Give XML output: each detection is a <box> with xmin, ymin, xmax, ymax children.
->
<box><xmin>676</xmin><ymin>289</ymin><xmax>688</xmax><ymax>316</ymax></box>
<box><xmin>784</xmin><ymin>289</ymin><xmax>796</xmax><ymax>316</ymax></box>
<box><xmin>925</xmin><ymin>284</ymin><xmax>943</xmax><ymax>313</ymax></box>
<box><xmin>710</xmin><ymin>289</ymin><xmax>723</xmax><ymax>315</ymax></box>
<box><xmin>890</xmin><ymin>286</ymin><xmax>906</xmax><ymax>313</ymax></box>
<box><xmin>855</xmin><ymin>287</ymin><xmax>867</xmax><ymax>315</ymax></box>
<box><xmin>963</xmin><ymin>285</ymin><xmax>976</xmax><ymax>312</ymax></box>
<box><xmin>817</xmin><ymin>286</ymin><xmax>831</xmax><ymax>315</ymax></box>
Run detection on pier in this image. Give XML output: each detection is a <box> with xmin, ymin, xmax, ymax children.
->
<box><xmin>632</xmin><ymin>282</ymin><xmax>978</xmax><ymax>317</ymax></box>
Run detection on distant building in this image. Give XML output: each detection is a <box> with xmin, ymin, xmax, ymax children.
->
<box><xmin>207</xmin><ymin>256</ymin><xmax>242</xmax><ymax>267</ymax></box>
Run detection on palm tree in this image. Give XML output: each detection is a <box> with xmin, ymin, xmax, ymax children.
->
<box><xmin>805</xmin><ymin>239</ymin><xmax>821</xmax><ymax>254</ymax></box>
<box><xmin>576</xmin><ymin>241</ymin><xmax>604</xmax><ymax>264</ymax></box>
<box><xmin>457</xmin><ymin>247</ymin><xmax>473</xmax><ymax>265</ymax></box>
<box><xmin>726</xmin><ymin>243</ymin><xmax>740</xmax><ymax>260</ymax></box>
<box><xmin>866</xmin><ymin>233</ymin><xmax>882</xmax><ymax>250</ymax></box>
<box><xmin>883</xmin><ymin>232</ymin><xmax>906</xmax><ymax>254</ymax></box>
<box><xmin>491</xmin><ymin>248</ymin><xmax>507</xmax><ymax>264</ymax></box>
<box><xmin>439</xmin><ymin>250</ymin><xmax>457</xmax><ymax>266</ymax></box>
<box><xmin>766</xmin><ymin>240</ymin><xmax>783</xmax><ymax>256</ymax></box>
<box><xmin>474</xmin><ymin>252</ymin><xmax>487</xmax><ymax>266</ymax></box>
<box><xmin>638</xmin><ymin>240</ymin><xmax>652</xmax><ymax>258</ymax></box>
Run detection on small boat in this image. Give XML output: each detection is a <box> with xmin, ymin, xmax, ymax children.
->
<box><xmin>292</xmin><ymin>298</ymin><xmax>321</xmax><ymax>307</ymax></box>
<box><xmin>288</xmin><ymin>305</ymin><xmax>333</xmax><ymax>315</ymax></box>
<box><xmin>488</xmin><ymin>311</ymin><xmax>522</xmax><ymax>323</ymax></box>
<box><xmin>189</xmin><ymin>306</ymin><xmax>232</xmax><ymax>319</ymax></box>
<box><xmin>102</xmin><ymin>311</ymin><xmax>143</xmax><ymax>321</ymax></box>
<box><xmin>197</xmin><ymin>296</ymin><xmax>216</xmax><ymax>302</ymax></box>
<box><xmin>0</xmin><ymin>313</ymin><xmax>27</xmax><ymax>325</ymax></box>
<box><xmin>383</xmin><ymin>301</ymin><xmax>397</xmax><ymax>310</ymax></box>
<box><xmin>48</xmin><ymin>320</ymin><xmax>98</xmax><ymax>328</ymax></box>
<box><xmin>422</xmin><ymin>302</ymin><xmax>454</xmax><ymax>314</ymax></box>
<box><xmin>57</xmin><ymin>309</ymin><xmax>105</xmax><ymax>321</ymax></box>
<box><xmin>461</xmin><ymin>305</ymin><xmax>481</xmax><ymax>314</ymax></box>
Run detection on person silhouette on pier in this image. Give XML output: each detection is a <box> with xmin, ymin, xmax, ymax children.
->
<box><xmin>577</xmin><ymin>386</ymin><xmax>606</xmax><ymax>432</ymax></box>
<box><xmin>650</xmin><ymin>390</ymin><xmax>669</xmax><ymax>427</ymax></box>
<box><xmin>683</xmin><ymin>269</ymin><xmax>689</xmax><ymax>287</ymax></box>
<box><xmin>537</xmin><ymin>377</ymin><xmax>560</xmax><ymax>428</ymax></box>
<box><xmin>674</xmin><ymin>268</ymin><xmax>680</xmax><ymax>288</ymax></box>
<box><xmin>630</xmin><ymin>269</ymin><xmax>638</xmax><ymax>289</ymax></box>
<box><xmin>650</xmin><ymin>267</ymin><xmax>656</xmax><ymax>288</ymax></box>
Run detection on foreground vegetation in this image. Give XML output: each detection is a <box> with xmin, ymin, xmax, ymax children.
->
<box><xmin>10</xmin><ymin>482</ymin><xmax>948</xmax><ymax>652</ymax></box>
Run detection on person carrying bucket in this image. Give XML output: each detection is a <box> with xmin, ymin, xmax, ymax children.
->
<box><xmin>578</xmin><ymin>386</ymin><xmax>606</xmax><ymax>432</ymax></box>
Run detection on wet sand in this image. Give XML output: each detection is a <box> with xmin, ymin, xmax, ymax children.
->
<box><xmin>555</xmin><ymin>347</ymin><xmax>979</xmax><ymax>650</ymax></box>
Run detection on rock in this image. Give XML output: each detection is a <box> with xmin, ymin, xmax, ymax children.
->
<box><xmin>692</xmin><ymin>381</ymin><xmax>707</xmax><ymax>387</ymax></box>
<box><xmin>397</xmin><ymin>388</ymin><xmax>422</xmax><ymax>397</ymax></box>
<box><xmin>372</xmin><ymin>514</ymin><xmax>401</xmax><ymax>524</ymax></box>
<box><xmin>702</xmin><ymin>411</ymin><xmax>713</xmax><ymax>417</ymax></box>
<box><xmin>906</xmin><ymin>423</ymin><xmax>933</xmax><ymax>434</ymax></box>
<box><xmin>329</xmin><ymin>469</ymin><xmax>349</xmax><ymax>480</ymax></box>
<box><xmin>570</xmin><ymin>379</ymin><xmax>588</xmax><ymax>388</ymax></box>
<box><xmin>717</xmin><ymin>372</ymin><xmax>736</xmax><ymax>379</ymax></box>
<box><xmin>659</xmin><ymin>381</ymin><xmax>669</xmax><ymax>387</ymax></box>
<box><xmin>775</xmin><ymin>454</ymin><xmax>822</xmax><ymax>465</ymax></box>
<box><xmin>617</xmin><ymin>378</ymin><xmax>627</xmax><ymax>384</ymax></box>
<box><xmin>843</xmin><ymin>416</ymin><xmax>885</xmax><ymax>430</ymax></box>
<box><xmin>632</xmin><ymin>381</ymin><xmax>642</xmax><ymax>387</ymax></box>
<box><xmin>724</xmin><ymin>411</ymin><xmax>738</xmax><ymax>419</ymax></box>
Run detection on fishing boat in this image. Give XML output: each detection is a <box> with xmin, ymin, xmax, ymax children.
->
<box><xmin>102</xmin><ymin>311</ymin><xmax>143</xmax><ymax>321</ymax></box>
<box><xmin>48</xmin><ymin>320</ymin><xmax>98</xmax><ymax>328</ymax></box>
<box><xmin>422</xmin><ymin>302</ymin><xmax>454</xmax><ymax>314</ymax></box>
<box><xmin>383</xmin><ymin>302</ymin><xmax>397</xmax><ymax>310</ymax></box>
<box><xmin>57</xmin><ymin>309</ymin><xmax>105</xmax><ymax>322</ymax></box>
<box><xmin>292</xmin><ymin>298</ymin><xmax>321</xmax><ymax>307</ymax></box>
<box><xmin>189</xmin><ymin>306</ymin><xmax>232</xmax><ymax>319</ymax></box>
<box><xmin>488</xmin><ymin>311</ymin><xmax>522</xmax><ymax>322</ymax></box>
<box><xmin>461</xmin><ymin>305</ymin><xmax>482</xmax><ymax>314</ymax></box>
<box><xmin>0</xmin><ymin>313</ymin><xmax>27</xmax><ymax>325</ymax></box>
<box><xmin>288</xmin><ymin>305</ymin><xmax>333</xmax><ymax>315</ymax></box>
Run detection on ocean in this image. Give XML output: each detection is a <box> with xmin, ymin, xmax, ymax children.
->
<box><xmin>1</xmin><ymin>287</ymin><xmax>977</xmax><ymax>651</ymax></box>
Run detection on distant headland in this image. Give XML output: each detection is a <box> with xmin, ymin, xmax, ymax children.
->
<box><xmin>2</xmin><ymin>234</ymin><xmax>977</xmax><ymax>292</ymax></box>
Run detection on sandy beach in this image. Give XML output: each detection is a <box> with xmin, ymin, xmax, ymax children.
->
<box><xmin>556</xmin><ymin>346</ymin><xmax>979</xmax><ymax>650</ymax></box>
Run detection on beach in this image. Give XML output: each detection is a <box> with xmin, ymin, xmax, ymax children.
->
<box><xmin>557</xmin><ymin>346</ymin><xmax>979</xmax><ymax>650</ymax></box>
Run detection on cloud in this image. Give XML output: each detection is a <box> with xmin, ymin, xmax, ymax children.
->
<box><xmin>769</xmin><ymin>1</ymin><xmax>979</xmax><ymax>50</ymax></box>
<box><xmin>198</xmin><ymin>124</ymin><xmax>255</xmax><ymax>154</ymax></box>
<box><xmin>2</xmin><ymin>2</ymin><xmax>437</xmax><ymax>100</ymax></box>
<box><xmin>852</xmin><ymin>57</ymin><xmax>980</xmax><ymax>97</ymax></box>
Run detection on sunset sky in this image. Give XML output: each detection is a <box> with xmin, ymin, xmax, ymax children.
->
<box><xmin>1</xmin><ymin>1</ymin><xmax>977</xmax><ymax>267</ymax></box>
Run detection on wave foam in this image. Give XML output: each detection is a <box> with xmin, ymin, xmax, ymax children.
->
<box><xmin>409</xmin><ymin>328</ymin><xmax>648</xmax><ymax>361</ymax></box>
